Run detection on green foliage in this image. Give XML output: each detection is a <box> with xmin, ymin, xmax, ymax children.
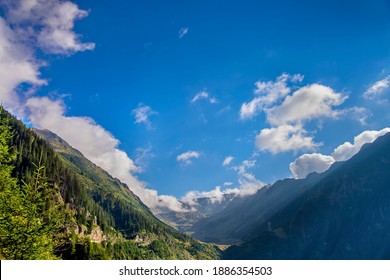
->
<box><xmin>0</xmin><ymin>109</ymin><xmax>62</xmax><ymax>259</ymax></box>
<box><xmin>0</xmin><ymin>164</ymin><xmax>58</xmax><ymax>259</ymax></box>
<box><xmin>0</xmin><ymin>107</ymin><xmax>16</xmax><ymax>193</ymax></box>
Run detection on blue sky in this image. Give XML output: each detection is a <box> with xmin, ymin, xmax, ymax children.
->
<box><xmin>1</xmin><ymin>0</ymin><xmax>390</xmax><ymax>212</ymax></box>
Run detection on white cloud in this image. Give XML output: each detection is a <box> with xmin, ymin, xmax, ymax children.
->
<box><xmin>233</xmin><ymin>159</ymin><xmax>256</xmax><ymax>175</ymax></box>
<box><xmin>181</xmin><ymin>181</ymin><xmax>263</xmax><ymax>206</ymax></box>
<box><xmin>222</xmin><ymin>156</ymin><xmax>234</xmax><ymax>166</ymax></box>
<box><xmin>192</xmin><ymin>91</ymin><xmax>208</xmax><ymax>103</ymax></box>
<box><xmin>0</xmin><ymin>0</ymin><xmax>93</xmax><ymax>109</ymax></box>
<box><xmin>191</xmin><ymin>90</ymin><xmax>218</xmax><ymax>104</ymax></box>
<box><xmin>0</xmin><ymin>17</ymin><xmax>46</xmax><ymax>110</ymax></box>
<box><xmin>289</xmin><ymin>128</ymin><xmax>390</xmax><ymax>178</ymax></box>
<box><xmin>182</xmin><ymin>186</ymin><xmax>233</xmax><ymax>205</ymax></box>
<box><xmin>289</xmin><ymin>153</ymin><xmax>335</xmax><ymax>179</ymax></box>
<box><xmin>132</xmin><ymin>103</ymin><xmax>157</xmax><ymax>129</ymax></box>
<box><xmin>209</xmin><ymin>96</ymin><xmax>219</xmax><ymax>104</ymax></box>
<box><xmin>178</xmin><ymin>27</ymin><xmax>188</xmax><ymax>38</ymax></box>
<box><xmin>267</xmin><ymin>84</ymin><xmax>346</xmax><ymax>126</ymax></box>
<box><xmin>332</xmin><ymin>128</ymin><xmax>390</xmax><ymax>161</ymax></box>
<box><xmin>181</xmin><ymin>159</ymin><xmax>265</xmax><ymax>206</ymax></box>
<box><xmin>232</xmin><ymin>159</ymin><xmax>265</xmax><ymax>193</ymax></box>
<box><xmin>256</xmin><ymin>124</ymin><xmax>320</xmax><ymax>154</ymax></box>
<box><xmin>242</xmin><ymin>74</ymin><xmax>354</xmax><ymax>154</ymax></box>
<box><xmin>363</xmin><ymin>76</ymin><xmax>390</xmax><ymax>100</ymax></box>
<box><xmin>4</xmin><ymin>0</ymin><xmax>95</xmax><ymax>54</ymax></box>
<box><xmin>177</xmin><ymin>150</ymin><xmax>200</xmax><ymax>165</ymax></box>
<box><xmin>341</xmin><ymin>107</ymin><xmax>372</xmax><ymax>125</ymax></box>
<box><xmin>134</xmin><ymin>144</ymin><xmax>155</xmax><ymax>173</ymax></box>
<box><xmin>240</xmin><ymin>98</ymin><xmax>261</xmax><ymax>120</ymax></box>
<box><xmin>240</xmin><ymin>73</ymin><xmax>302</xmax><ymax>120</ymax></box>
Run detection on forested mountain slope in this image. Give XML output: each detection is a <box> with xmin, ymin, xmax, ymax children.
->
<box><xmin>190</xmin><ymin>171</ymin><xmax>328</xmax><ymax>244</ymax></box>
<box><xmin>0</xmin><ymin>107</ymin><xmax>220</xmax><ymax>260</ymax></box>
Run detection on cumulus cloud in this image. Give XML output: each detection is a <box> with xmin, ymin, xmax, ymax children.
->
<box><xmin>289</xmin><ymin>153</ymin><xmax>335</xmax><ymax>179</ymax></box>
<box><xmin>178</xmin><ymin>27</ymin><xmax>188</xmax><ymax>38</ymax></box>
<box><xmin>191</xmin><ymin>90</ymin><xmax>218</xmax><ymax>104</ymax></box>
<box><xmin>132</xmin><ymin>103</ymin><xmax>158</xmax><ymax>129</ymax></box>
<box><xmin>241</xmin><ymin>74</ymin><xmax>354</xmax><ymax>154</ymax></box>
<box><xmin>363</xmin><ymin>76</ymin><xmax>390</xmax><ymax>100</ymax></box>
<box><xmin>267</xmin><ymin>84</ymin><xmax>346</xmax><ymax>126</ymax></box>
<box><xmin>177</xmin><ymin>150</ymin><xmax>200</xmax><ymax>165</ymax></box>
<box><xmin>0</xmin><ymin>18</ymin><xmax>46</xmax><ymax>110</ymax></box>
<box><xmin>240</xmin><ymin>73</ymin><xmax>303</xmax><ymax>120</ymax></box>
<box><xmin>289</xmin><ymin>128</ymin><xmax>390</xmax><ymax>178</ymax></box>
<box><xmin>222</xmin><ymin>156</ymin><xmax>234</xmax><ymax>166</ymax></box>
<box><xmin>3</xmin><ymin>0</ymin><xmax>95</xmax><ymax>54</ymax></box>
<box><xmin>256</xmin><ymin>124</ymin><xmax>320</xmax><ymax>154</ymax></box>
<box><xmin>0</xmin><ymin>0</ymin><xmax>94</xmax><ymax>108</ymax></box>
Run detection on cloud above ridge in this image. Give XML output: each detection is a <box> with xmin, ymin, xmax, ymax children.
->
<box><xmin>290</xmin><ymin>128</ymin><xmax>390</xmax><ymax>178</ymax></box>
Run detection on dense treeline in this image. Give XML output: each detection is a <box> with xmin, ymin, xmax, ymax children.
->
<box><xmin>0</xmin><ymin>106</ymin><xmax>220</xmax><ymax>260</ymax></box>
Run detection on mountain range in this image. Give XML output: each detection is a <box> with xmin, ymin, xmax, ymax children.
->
<box><xmin>0</xmin><ymin>107</ymin><xmax>220</xmax><ymax>260</ymax></box>
<box><xmin>2</xmin><ymin>105</ymin><xmax>390</xmax><ymax>259</ymax></box>
<box><xmin>197</xmin><ymin>132</ymin><xmax>390</xmax><ymax>259</ymax></box>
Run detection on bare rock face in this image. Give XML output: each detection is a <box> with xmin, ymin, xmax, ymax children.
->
<box><xmin>88</xmin><ymin>227</ymin><xmax>106</xmax><ymax>243</ymax></box>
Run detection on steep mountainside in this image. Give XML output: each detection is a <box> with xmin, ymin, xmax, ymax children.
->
<box><xmin>224</xmin><ymin>133</ymin><xmax>390</xmax><ymax>259</ymax></box>
<box><xmin>0</xmin><ymin>107</ymin><xmax>220</xmax><ymax>260</ymax></box>
<box><xmin>190</xmin><ymin>171</ymin><xmax>329</xmax><ymax>244</ymax></box>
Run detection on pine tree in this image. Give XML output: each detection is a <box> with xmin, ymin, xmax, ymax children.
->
<box><xmin>0</xmin><ymin>107</ymin><xmax>62</xmax><ymax>259</ymax></box>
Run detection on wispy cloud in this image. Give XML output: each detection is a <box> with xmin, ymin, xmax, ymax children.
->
<box><xmin>222</xmin><ymin>156</ymin><xmax>234</xmax><ymax>166</ymax></box>
<box><xmin>134</xmin><ymin>144</ymin><xmax>155</xmax><ymax>173</ymax></box>
<box><xmin>178</xmin><ymin>27</ymin><xmax>189</xmax><ymax>38</ymax></box>
<box><xmin>177</xmin><ymin>150</ymin><xmax>200</xmax><ymax>165</ymax></box>
<box><xmin>132</xmin><ymin>103</ymin><xmax>158</xmax><ymax>129</ymax></box>
<box><xmin>191</xmin><ymin>90</ymin><xmax>219</xmax><ymax>104</ymax></box>
<box><xmin>363</xmin><ymin>76</ymin><xmax>390</xmax><ymax>101</ymax></box>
